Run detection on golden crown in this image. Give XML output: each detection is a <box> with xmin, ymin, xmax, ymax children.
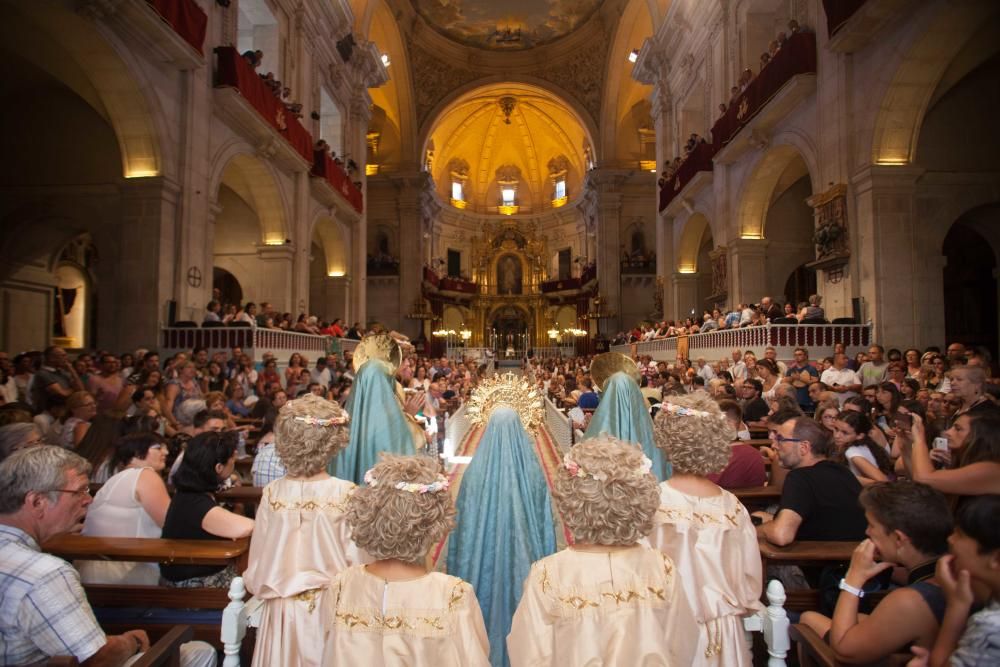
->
<box><xmin>466</xmin><ymin>372</ymin><xmax>545</xmax><ymax>432</ymax></box>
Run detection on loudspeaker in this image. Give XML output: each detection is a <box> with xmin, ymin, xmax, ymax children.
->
<box><xmin>167</xmin><ymin>299</ymin><xmax>177</xmax><ymax>326</ymax></box>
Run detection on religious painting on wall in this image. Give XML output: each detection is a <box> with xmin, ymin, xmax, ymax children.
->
<box><xmin>497</xmin><ymin>254</ymin><xmax>523</xmax><ymax>295</ymax></box>
<box><xmin>413</xmin><ymin>0</ymin><xmax>604</xmax><ymax>50</ymax></box>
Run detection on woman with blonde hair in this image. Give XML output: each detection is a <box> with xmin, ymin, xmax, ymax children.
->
<box><xmin>244</xmin><ymin>393</ymin><xmax>367</xmax><ymax>667</ymax></box>
<box><xmin>648</xmin><ymin>392</ymin><xmax>762</xmax><ymax>666</ymax></box>
<box><xmin>321</xmin><ymin>455</ymin><xmax>489</xmax><ymax>666</ymax></box>
<box><xmin>508</xmin><ymin>436</ymin><xmax>696</xmax><ymax>666</ymax></box>
<box><xmin>61</xmin><ymin>390</ymin><xmax>97</xmax><ymax>448</ymax></box>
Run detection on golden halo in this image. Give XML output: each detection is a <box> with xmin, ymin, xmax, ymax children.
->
<box><xmin>590</xmin><ymin>352</ymin><xmax>641</xmax><ymax>392</ymax></box>
<box><xmin>466</xmin><ymin>372</ymin><xmax>545</xmax><ymax>432</ymax></box>
<box><xmin>352</xmin><ymin>334</ymin><xmax>402</xmax><ymax>373</ymax></box>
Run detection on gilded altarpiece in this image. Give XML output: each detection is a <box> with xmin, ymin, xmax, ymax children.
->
<box><xmin>467</xmin><ymin>221</ymin><xmax>551</xmax><ymax>349</ymax></box>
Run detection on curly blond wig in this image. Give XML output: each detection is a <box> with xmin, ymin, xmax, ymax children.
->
<box><xmin>273</xmin><ymin>393</ymin><xmax>350</xmax><ymax>477</ymax></box>
<box><xmin>554</xmin><ymin>436</ymin><xmax>660</xmax><ymax>546</ymax></box>
<box><xmin>346</xmin><ymin>455</ymin><xmax>456</xmax><ymax>564</ymax></box>
<box><xmin>652</xmin><ymin>392</ymin><xmax>734</xmax><ymax>476</ymax></box>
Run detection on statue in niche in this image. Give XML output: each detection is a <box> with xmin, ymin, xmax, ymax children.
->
<box><xmin>497</xmin><ymin>254</ymin><xmax>522</xmax><ymax>295</ymax></box>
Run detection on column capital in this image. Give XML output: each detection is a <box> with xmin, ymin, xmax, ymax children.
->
<box><xmin>850</xmin><ymin>165</ymin><xmax>926</xmax><ymax>195</ymax></box>
<box><xmin>671</xmin><ymin>272</ymin><xmax>699</xmax><ymax>285</ymax></box>
<box><xmin>256</xmin><ymin>244</ymin><xmax>296</xmax><ymax>261</ymax></box>
<box><xmin>727</xmin><ymin>237</ymin><xmax>770</xmax><ymax>255</ymax></box>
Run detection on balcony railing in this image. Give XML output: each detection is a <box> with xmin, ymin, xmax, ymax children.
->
<box><xmin>145</xmin><ymin>0</ymin><xmax>207</xmax><ymax>54</ymax></box>
<box><xmin>711</xmin><ymin>31</ymin><xmax>817</xmax><ymax>154</ymax></box>
<box><xmin>540</xmin><ymin>263</ymin><xmax>597</xmax><ymax>293</ymax></box>
<box><xmin>658</xmin><ymin>141</ymin><xmax>716</xmax><ymax>213</ymax></box>
<box><xmin>312</xmin><ymin>151</ymin><xmax>364</xmax><ymax>213</ymax></box>
<box><xmin>214</xmin><ymin>46</ymin><xmax>313</xmax><ymax>165</ymax></box>
<box><xmin>611</xmin><ymin>323</ymin><xmax>871</xmax><ymax>362</ymax></box>
<box><xmin>161</xmin><ymin>327</ymin><xmax>359</xmax><ymax>367</ymax></box>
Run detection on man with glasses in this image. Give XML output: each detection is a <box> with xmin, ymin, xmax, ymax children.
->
<box><xmin>753</xmin><ymin>416</ymin><xmax>866</xmax><ymax>546</ymax></box>
<box><xmin>0</xmin><ymin>446</ymin><xmax>215</xmax><ymax>665</ymax></box>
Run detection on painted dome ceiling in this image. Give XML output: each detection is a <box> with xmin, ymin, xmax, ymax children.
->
<box><xmin>412</xmin><ymin>0</ymin><xmax>605</xmax><ymax>50</ymax></box>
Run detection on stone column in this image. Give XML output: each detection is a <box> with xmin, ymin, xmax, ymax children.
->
<box><xmin>105</xmin><ymin>176</ymin><xmax>182</xmax><ymax>352</ymax></box>
<box><xmin>728</xmin><ymin>238</ymin><xmax>770</xmax><ymax>306</ymax></box>
<box><xmin>657</xmin><ymin>214</ymin><xmax>676</xmax><ymax>319</ymax></box>
<box><xmin>320</xmin><ymin>274</ymin><xmax>351</xmax><ymax>326</ymax></box>
<box><xmin>584</xmin><ymin>170</ymin><xmax>626</xmax><ymax>335</ymax></box>
<box><xmin>394</xmin><ymin>174</ymin><xmax>426</xmax><ymax>339</ymax></box>
<box><xmin>291</xmin><ymin>171</ymin><xmax>311</xmax><ymax>314</ymax></box>
<box><xmin>345</xmin><ymin>93</ymin><xmax>373</xmax><ymax>326</ymax></box>
<box><xmin>851</xmin><ymin>165</ymin><xmax>932</xmax><ymax>346</ymax></box>
<box><xmin>671</xmin><ymin>273</ymin><xmax>699</xmax><ymax>321</ymax></box>
<box><xmin>255</xmin><ymin>245</ymin><xmax>296</xmax><ymax>311</ymax></box>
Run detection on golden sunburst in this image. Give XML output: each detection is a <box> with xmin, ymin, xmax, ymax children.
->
<box><xmin>466</xmin><ymin>372</ymin><xmax>544</xmax><ymax>432</ymax></box>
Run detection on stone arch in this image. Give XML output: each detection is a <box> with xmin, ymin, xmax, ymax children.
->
<box><xmin>676</xmin><ymin>212</ymin><xmax>711</xmax><ymax>273</ymax></box>
<box><xmin>870</xmin><ymin>1</ymin><xmax>998</xmax><ymax>165</ymax></box>
<box><xmin>311</xmin><ymin>216</ymin><xmax>350</xmax><ymax>277</ymax></box>
<box><xmin>7</xmin><ymin>2</ymin><xmax>165</xmax><ymax>178</ymax></box>
<box><xmin>735</xmin><ymin>140</ymin><xmax>817</xmax><ymax>240</ymax></box>
<box><xmin>363</xmin><ymin>0</ymin><xmax>418</xmax><ymax>166</ymax></box>
<box><xmin>601</xmin><ymin>0</ymin><xmax>657</xmax><ymax>163</ymax></box>
<box><xmin>211</xmin><ymin>147</ymin><xmax>290</xmax><ymax>242</ymax></box>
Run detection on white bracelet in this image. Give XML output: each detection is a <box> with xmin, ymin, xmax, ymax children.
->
<box><xmin>838</xmin><ymin>578</ymin><xmax>865</xmax><ymax>598</ymax></box>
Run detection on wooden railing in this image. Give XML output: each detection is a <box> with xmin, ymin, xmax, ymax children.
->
<box><xmin>611</xmin><ymin>323</ymin><xmax>871</xmax><ymax>362</ymax></box>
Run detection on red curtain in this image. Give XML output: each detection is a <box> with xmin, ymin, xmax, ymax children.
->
<box><xmin>215</xmin><ymin>47</ymin><xmax>314</xmax><ymax>164</ymax></box>
<box><xmin>146</xmin><ymin>0</ymin><xmax>207</xmax><ymax>54</ymax></box>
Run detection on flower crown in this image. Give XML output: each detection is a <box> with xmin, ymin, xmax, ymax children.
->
<box><xmin>363</xmin><ymin>469</ymin><xmax>450</xmax><ymax>494</ymax></box>
<box><xmin>292</xmin><ymin>415</ymin><xmax>349</xmax><ymax>427</ymax></box>
<box><xmin>562</xmin><ymin>452</ymin><xmax>653</xmax><ymax>481</ymax></box>
<box><xmin>659</xmin><ymin>402</ymin><xmax>711</xmax><ymax>417</ymax></box>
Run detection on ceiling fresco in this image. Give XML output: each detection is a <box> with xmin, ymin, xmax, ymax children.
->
<box><xmin>412</xmin><ymin>0</ymin><xmax>604</xmax><ymax>50</ymax></box>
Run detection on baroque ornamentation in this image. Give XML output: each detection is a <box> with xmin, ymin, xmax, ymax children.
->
<box><xmin>466</xmin><ymin>372</ymin><xmax>545</xmax><ymax>431</ymax></box>
<box><xmin>806</xmin><ymin>184</ymin><xmax>850</xmax><ymax>278</ymax></box>
<box><xmin>408</xmin><ymin>43</ymin><xmax>481</xmax><ymax>126</ymax></box>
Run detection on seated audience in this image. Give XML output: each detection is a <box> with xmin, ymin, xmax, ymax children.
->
<box><xmin>832</xmin><ymin>410</ymin><xmax>893</xmax><ymax>484</ymax></box>
<box><xmin>797</xmin><ymin>294</ymin><xmax>825</xmax><ymax>322</ymax></box>
<box><xmin>0</xmin><ymin>446</ymin><xmax>215</xmax><ymax>666</ymax></box>
<box><xmin>250</xmin><ymin>421</ymin><xmax>285</xmax><ymax>487</ymax></box>
<box><xmin>710</xmin><ymin>400</ymin><xmax>768</xmax><ymax>489</ymax></box>
<box><xmin>912</xmin><ymin>495</ymin><xmax>1000</xmax><ymax>667</ymax></box>
<box><xmin>902</xmin><ymin>410</ymin><xmax>1000</xmax><ymax>496</ymax></box>
<box><xmin>321</xmin><ymin>455</ymin><xmax>489</xmax><ymax>665</ymax></box>
<box><xmin>61</xmin><ymin>390</ymin><xmax>97</xmax><ymax>448</ymax></box>
<box><xmin>754</xmin><ymin>416</ymin><xmax>867</xmax><ymax>545</ymax></box>
<box><xmin>77</xmin><ymin>432</ymin><xmax>171</xmax><ymax>585</ymax></box>
<box><xmin>648</xmin><ymin>395</ymin><xmax>762</xmax><ymax>665</ymax></box>
<box><xmin>244</xmin><ymin>394</ymin><xmax>368</xmax><ymax>667</ymax></box>
<box><xmin>161</xmin><ymin>431</ymin><xmax>254</xmax><ymax>588</ymax></box>
<box><xmin>800</xmin><ymin>481</ymin><xmax>953</xmax><ymax>663</ymax></box>
<box><xmin>507</xmin><ymin>437</ymin><xmax>696</xmax><ymax>665</ymax></box>
<box><xmin>0</xmin><ymin>422</ymin><xmax>42</xmax><ymax>462</ymax></box>
<box><xmin>74</xmin><ymin>414</ymin><xmax>127</xmax><ymax>483</ymax></box>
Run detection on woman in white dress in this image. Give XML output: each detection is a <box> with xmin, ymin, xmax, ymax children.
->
<box><xmin>77</xmin><ymin>431</ymin><xmax>171</xmax><ymax>584</ymax></box>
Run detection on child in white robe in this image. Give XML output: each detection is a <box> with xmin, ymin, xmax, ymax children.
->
<box><xmin>321</xmin><ymin>455</ymin><xmax>490</xmax><ymax>666</ymax></box>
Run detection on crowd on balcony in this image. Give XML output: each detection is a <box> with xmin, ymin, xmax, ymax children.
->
<box><xmin>241</xmin><ymin>49</ymin><xmax>303</xmax><ymax>120</ymax></box>
<box><xmin>612</xmin><ymin>294</ymin><xmax>829</xmax><ymax>345</ymax></box>
<box><xmin>657</xmin><ymin>133</ymin><xmax>708</xmax><ymax>189</ymax></box>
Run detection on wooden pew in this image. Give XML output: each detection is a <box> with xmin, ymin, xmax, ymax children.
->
<box><xmin>45</xmin><ymin>625</ymin><xmax>195</xmax><ymax>667</ymax></box>
<box><xmin>43</xmin><ymin>535</ymin><xmax>252</xmax><ymax>653</ymax></box>
<box><xmin>758</xmin><ymin>537</ymin><xmax>858</xmax><ymax>611</ymax></box>
<box><xmin>733</xmin><ymin>485</ymin><xmax>782</xmax><ymax>511</ymax></box>
<box><xmin>790</xmin><ymin>616</ymin><xmax>911</xmax><ymax>666</ymax></box>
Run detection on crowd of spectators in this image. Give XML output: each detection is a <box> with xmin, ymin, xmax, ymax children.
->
<box><xmin>1</xmin><ymin>325</ymin><xmax>999</xmax><ymax>665</ymax></box>
<box><xmin>612</xmin><ymin>294</ymin><xmax>826</xmax><ymax>345</ymax></box>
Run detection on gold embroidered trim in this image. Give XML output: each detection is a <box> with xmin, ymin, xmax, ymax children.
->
<box><xmin>293</xmin><ymin>588</ymin><xmax>321</xmax><ymax>613</ymax></box>
<box><xmin>656</xmin><ymin>506</ymin><xmax>739</xmax><ymax>527</ymax></box>
<box><xmin>447</xmin><ymin>582</ymin><xmax>466</xmax><ymax>611</ymax></box>
<box><xmin>266</xmin><ymin>496</ymin><xmax>351</xmax><ymax>512</ymax></box>
<box><xmin>334</xmin><ymin>611</ymin><xmax>447</xmax><ymax>632</ymax></box>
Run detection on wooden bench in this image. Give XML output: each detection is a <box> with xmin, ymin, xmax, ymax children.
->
<box><xmin>758</xmin><ymin>538</ymin><xmax>858</xmax><ymax>611</ymax></box>
<box><xmin>46</xmin><ymin>624</ymin><xmax>195</xmax><ymax>667</ymax></box>
<box><xmin>43</xmin><ymin>535</ymin><xmax>252</xmax><ymax>657</ymax></box>
<box><xmin>733</xmin><ymin>485</ymin><xmax>782</xmax><ymax>511</ymax></box>
<box><xmin>790</xmin><ymin>617</ymin><xmax>910</xmax><ymax>666</ymax></box>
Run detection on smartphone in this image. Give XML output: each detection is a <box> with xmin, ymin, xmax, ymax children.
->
<box><xmin>894</xmin><ymin>413</ymin><xmax>913</xmax><ymax>431</ymax></box>
<box><xmin>933</xmin><ymin>436</ymin><xmax>949</xmax><ymax>451</ymax></box>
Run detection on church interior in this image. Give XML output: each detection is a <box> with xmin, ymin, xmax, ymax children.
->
<box><xmin>2</xmin><ymin>1</ymin><xmax>1000</xmax><ymax>666</ymax></box>
<box><xmin>2</xmin><ymin>0</ymin><xmax>997</xmax><ymax>359</ymax></box>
